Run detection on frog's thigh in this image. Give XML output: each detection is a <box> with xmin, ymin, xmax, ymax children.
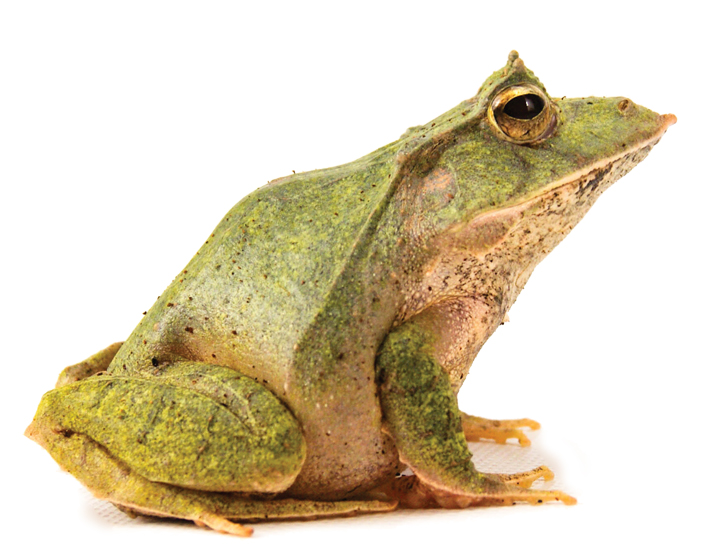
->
<box><xmin>28</xmin><ymin>362</ymin><xmax>306</xmax><ymax>494</ymax></box>
<box><xmin>376</xmin><ymin>319</ymin><xmax>574</xmax><ymax>507</ymax></box>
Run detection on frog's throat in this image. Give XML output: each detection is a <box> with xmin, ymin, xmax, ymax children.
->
<box><xmin>425</xmin><ymin>112</ymin><xmax>675</xmax><ymax>319</ymax></box>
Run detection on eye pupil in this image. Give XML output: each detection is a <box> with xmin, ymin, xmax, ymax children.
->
<box><xmin>503</xmin><ymin>94</ymin><xmax>544</xmax><ymax>120</ymax></box>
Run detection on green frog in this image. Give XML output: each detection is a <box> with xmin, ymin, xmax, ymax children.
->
<box><xmin>26</xmin><ymin>52</ymin><xmax>675</xmax><ymax>536</ymax></box>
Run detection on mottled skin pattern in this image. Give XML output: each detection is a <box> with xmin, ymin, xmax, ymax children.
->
<box><xmin>27</xmin><ymin>52</ymin><xmax>675</xmax><ymax>535</ymax></box>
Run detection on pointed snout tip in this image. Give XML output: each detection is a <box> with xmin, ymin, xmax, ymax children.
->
<box><xmin>661</xmin><ymin>113</ymin><xmax>677</xmax><ymax>129</ymax></box>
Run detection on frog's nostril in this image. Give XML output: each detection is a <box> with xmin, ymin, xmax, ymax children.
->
<box><xmin>617</xmin><ymin>99</ymin><xmax>631</xmax><ymax>113</ymax></box>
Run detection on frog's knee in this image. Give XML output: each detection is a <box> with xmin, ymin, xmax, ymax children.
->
<box><xmin>55</xmin><ymin>342</ymin><xmax>124</xmax><ymax>388</ymax></box>
<box><xmin>29</xmin><ymin>371</ymin><xmax>306</xmax><ymax>494</ymax></box>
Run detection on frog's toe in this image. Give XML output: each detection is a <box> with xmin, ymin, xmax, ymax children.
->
<box><xmin>493</xmin><ymin>465</ymin><xmax>555</xmax><ymax>489</ymax></box>
<box><xmin>460</xmin><ymin>412</ymin><xmax>540</xmax><ymax>447</ymax></box>
<box><xmin>193</xmin><ymin>515</ymin><xmax>253</xmax><ymax>537</ymax></box>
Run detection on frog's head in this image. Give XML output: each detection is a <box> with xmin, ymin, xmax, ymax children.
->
<box><xmin>401</xmin><ymin>51</ymin><xmax>675</xmax><ymax>275</ymax></box>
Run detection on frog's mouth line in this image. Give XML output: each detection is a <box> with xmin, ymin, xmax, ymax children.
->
<box><xmin>527</xmin><ymin>113</ymin><xmax>676</xmax><ymax>203</ymax></box>
<box><xmin>459</xmin><ymin>113</ymin><xmax>677</xmax><ymax>231</ymax></box>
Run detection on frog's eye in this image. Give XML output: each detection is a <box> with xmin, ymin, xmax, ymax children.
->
<box><xmin>488</xmin><ymin>84</ymin><xmax>556</xmax><ymax>144</ymax></box>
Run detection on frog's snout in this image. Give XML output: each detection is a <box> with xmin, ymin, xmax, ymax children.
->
<box><xmin>660</xmin><ymin>113</ymin><xmax>677</xmax><ymax>129</ymax></box>
<box><xmin>616</xmin><ymin>99</ymin><xmax>677</xmax><ymax>132</ymax></box>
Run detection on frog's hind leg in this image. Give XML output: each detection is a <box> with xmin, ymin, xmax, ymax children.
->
<box><xmin>54</xmin><ymin>342</ymin><xmax>124</xmax><ymax>387</ymax></box>
<box><xmin>460</xmin><ymin>412</ymin><xmax>541</xmax><ymax>447</ymax></box>
<box><xmin>26</xmin><ymin>361</ymin><xmax>337</xmax><ymax>535</ymax></box>
<box><xmin>27</xmin><ymin>425</ymin><xmax>396</xmax><ymax>536</ymax></box>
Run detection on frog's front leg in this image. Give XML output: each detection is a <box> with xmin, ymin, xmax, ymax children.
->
<box><xmin>375</xmin><ymin>317</ymin><xmax>575</xmax><ymax>509</ymax></box>
<box><xmin>402</xmin><ymin>297</ymin><xmax>541</xmax><ymax>447</ymax></box>
<box><xmin>26</xmin><ymin>362</ymin><xmax>308</xmax><ymax>535</ymax></box>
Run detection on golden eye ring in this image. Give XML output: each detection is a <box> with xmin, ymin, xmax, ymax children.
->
<box><xmin>488</xmin><ymin>84</ymin><xmax>557</xmax><ymax>144</ymax></box>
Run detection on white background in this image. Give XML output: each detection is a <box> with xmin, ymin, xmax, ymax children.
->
<box><xmin>1</xmin><ymin>1</ymin><xmax>708</xmax><ymax>550</ymax></box>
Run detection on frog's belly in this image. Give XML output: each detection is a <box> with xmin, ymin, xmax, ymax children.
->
<box><xmin>285</xmin><ymin>420</ymin><xmax>399</xmax><ymax>499</ymax></box>
<box><xmin>280</xmin><ymin>377</ymin><xmax>400</xmax><ymax>499</ymax></box>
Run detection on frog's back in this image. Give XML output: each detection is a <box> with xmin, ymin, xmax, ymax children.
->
<box><xmin>109</xmin><ymin>140</ymin><xmax>406</xmax><ymax>497</ymax></box>
<box><xmin>190</xmin><ymin>143</ymin><xmax>400</xmax><ymax>364</ymax></box>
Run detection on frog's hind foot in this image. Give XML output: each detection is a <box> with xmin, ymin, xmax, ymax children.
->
<box><xmin>460</xmin><ymin>412</ymin><xmax>540</xmax><ymax>447</ymax></box>
<box><xmin>380</xmin><ymin>472</ymin><xmax>575</xmax><ymax>509</ymax></box>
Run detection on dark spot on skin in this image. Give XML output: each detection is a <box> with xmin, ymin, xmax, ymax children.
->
<box><xmin>142</xmin><ymin>311</ymin><xmax>147</xmax><ymax>315</ymax></box>
<box><xmin>143</xmin><ymin>340</ymin><xmax>147</xmax><ymax>345</ymax></box>
<box><xmin>232</xmin><ymin>330</ymin><xmax>238</xmax><ymax>336</ymax></box>
<box><xmin>185</xmin><ymin>327</ymin><xmax>194</xmax><ymax>334</ymax></box>
<box><xmin>167</xmin><ymin>303</ymin><xmax>174</xmax><ymax>307</ymax></box>
<box><xmin>337</xmin><ymin>353</ymin><xmax>345</xmax><ymax>360</ymax></box>
<box><xmin>212</xmin><ymin>354</ymin><xmax>216</xmax><ymax>359</ymax></box>
<box><xmin>581</xmin><ymin>165</ymin><xmax>612</xmax><ymax>195</ymax></box>
<box><xmin>188</xmin><ymin>297</ymin><xmax>193</xmax><ymax>301</ymax></box>
<box><xmin>151</xmin><ymin>358</ymin><xmax>159</xmax><ymax>367</ymax></box>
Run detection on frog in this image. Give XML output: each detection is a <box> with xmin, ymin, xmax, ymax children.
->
<box><xmin>26</xmin><ymin>51</ymin><xmax>675</xmax><ymax>537</ymax></box>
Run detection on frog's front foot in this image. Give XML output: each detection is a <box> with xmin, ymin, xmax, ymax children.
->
<box><xmin>460</xmin><ymin>412</ymin><xmax>540</xmax><ymax>447</ymax></box>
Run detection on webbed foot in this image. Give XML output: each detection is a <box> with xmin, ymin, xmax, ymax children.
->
<box><xmin>380</xmin><ymin>468</ymin><xmax>575</xmax><ymax>509</ymax></box>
